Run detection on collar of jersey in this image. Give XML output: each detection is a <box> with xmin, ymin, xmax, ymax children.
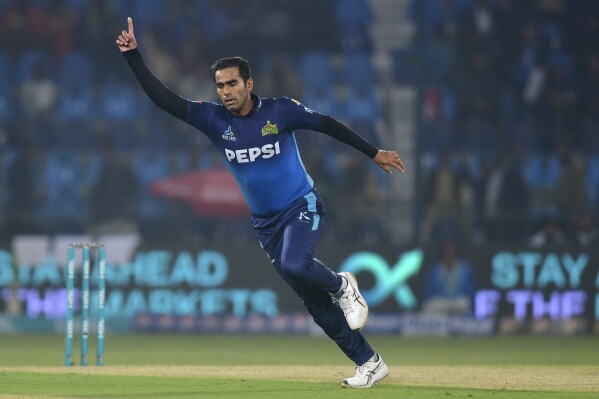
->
<box><xmin>232</xmin><ymin>93</ymin><xmax>262</xmax><ymax>118</ymax></box>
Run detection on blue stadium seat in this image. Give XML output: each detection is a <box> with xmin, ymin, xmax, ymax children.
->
<box><xmin>522</xmin><ymin>153</ymin><xmax>543</xmax><ymax>187</ymax></box>
<box><xmin>425</xmin><ymin>38</ymin><xmax>454</xmax><ymax>81</ymax></box>
<box><xmin>522</xmin><ymin>152</ymin><xmax>560</xmax><ymax>188</ymax></box>
<box><xmin>0</xmin><ymin>52</ymin><xmax>10</xmax><ymax>87</ymax></box>
<box><xmin>343</xmin><ymin>52</ymin><xmax>376</xmax><ymax>88</ymax></box>
<box><xmin>338</xmin><ymin>23</ymin><xmax>372</xmax><ymax>52</ymax></box>
<box><xmin>391</xmin><ymin>48</ymin><xmax>417</xmax><ymax>84</ymax></box>
<box><xmin>299</xmin><ymin>52</ymin><xmax>335</xmax><ymax>90</ymax></box>
<box><xmin>58</xmin><ymin>121</ymin><xmax>97</xmax><ymax>150</ymax></box>
<box><xmin>452</xmin><ymin>152</ymin><xmax>482</xmax><ymax>180</ymax></box>
<box><xmin>0</xmin><ymin>52</ymin><xmax>14</xmax><ymax>121</ymax></box>
<box><xmin>132</xmin><ymin>148</ymin><xmax>170</xmax><ymax>219</ymax></box>
<box><xmin>134</xmin><ymin>0</ymin><xmax>165</xmax><ymax>26</ymax></box>
<box><xmin>59</xmin><ymin>51</ymin><xmax>94</xmax><ymax>88</ymax></box>
<box><xmin>80</xmin><ymin>148</ymin><xmax>100</xmax><ymax>180</ymax></box>
<box><xmin>343</xmin><ymin>86</ymin><xmax>381</xmax><ymax>122</ymax></box>
<box><xmin>17</xmin><ymin>50</ymin><xmax>53</xmax><ymax>84</ymax></box>
<box><xmin>198</xmin><ymin>5</ymin><xmax>231</xmax><ymax>44</ymax></box>
<box><xmin>169</xmin><ymin>150</ymin><xmax>193</xmax><ymax>174</ymax></box>
<box><xmin>462</xmin><ymin>118</ymin><xmax>500</xmax><ymax>155</ymax></box>
<box><xmin>349</xmin><ymin>120</ymin><xmax>380</xmax><ymax>148</ymax></box>
<box><xmin>408</xmin><ymin>0</ymin><xmax>445</xmax><ymax>37</ymax></box>
<box><xmin>440</xmin><ymin>85</ymin><xmax>457</xmax><ymax>121</ymax></box>
<box><xmin>0</xmin><ymin>148</ymin><xmax>18</xmax><ymax>207</ymax></box>
<box><xmin>100</xmin><ymin>80</ymin><xmax>138</xmax><ymax>121</ymax></box>
<box><xmin>63</xmin><ymin>0</ymin><xmax>86</xmax><ymax>12</ymax></box>
<box><xmin>27</xmin><ymin>0</ymin><xmax>48</xmax><ymax>7</ymax></box>
<box><xmin>334</xmin><ymin>0</ymin><xmax>372</xmax><ymax>26</ymax></box>
<box><xmin>422</xmin><ymin>119</ymin><xmax>456</xmax><ymax>153</ymax></box>
<box><xmin>40</xmin><ymin>150</ymin><xmax>87</xmax><ymax>221</ymax></box>
<box><xmin>109</xmin><ymin>0</ymin><xmax>130</xmax><ymax>19</ymax></box>
<box><xmin>59</xmin><ymin>85</ymin><xmax>95</xmax><ymax>121</ymax></box>
<box><xmin>408</xmin><ymin>0</ymin><xmax>470</xmax><ymax>36</ymax></box>
<box><xmin>302</xmin><ymin>87</ymin><xmax>341</xmax><ymax>117</ymax></box>
<box><xmin>586</xmin><ymin>153</ymin><xmax>599</xmax><ymax>206</ymax></box>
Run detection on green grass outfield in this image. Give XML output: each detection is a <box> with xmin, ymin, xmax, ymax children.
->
<box><xmin>0</xmin><ymin>334</ymin><xmax>598</xmax><ymax>398</ymax></box>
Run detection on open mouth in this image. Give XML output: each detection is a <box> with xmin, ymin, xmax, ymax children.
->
<box><xmin>224</xmin><ymin>98</ymin><xmax>235</xmax><ymax>106</ymax></box>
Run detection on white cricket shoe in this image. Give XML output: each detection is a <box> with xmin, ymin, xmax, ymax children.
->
<box><xmin>342</xmin><ymin>354</ymin><xmax>389</xmax><ymax>388</ymax></box>
<box><xmin>337</xmin><ymin>272</ymin><xmax>368</xmax><ymax>331</ymax></box>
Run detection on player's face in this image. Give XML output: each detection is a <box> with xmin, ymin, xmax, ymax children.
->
<box><xmin>215</xmin><ymin>67</ymin><xmax>254</xmax><ymax>116</ymax></box>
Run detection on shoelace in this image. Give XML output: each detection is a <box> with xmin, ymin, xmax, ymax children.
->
<box><xmin>338</xmin><ymin>291</ymin><xmax>355</xmax><ymax>314</ymax></box>
<box><xmin>355</xmin><ymin>364</ymin><xmax>366</xmax><ymax>376</ymax></box>
<box><xmin>355</xmin><ymin>361</ymin><xmax>374</xmax><ymax>377</ymax></box>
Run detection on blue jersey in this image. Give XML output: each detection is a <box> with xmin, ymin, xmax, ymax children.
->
<box><xmin>186</xmin><ymin>95</ymin><xmax>322</xmax><ymax>215</ymax></box>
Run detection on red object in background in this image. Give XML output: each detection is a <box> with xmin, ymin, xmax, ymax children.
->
<box><xmin>150</xmin><ymin>169</ymin><xmax>247</xmax><ymax>217</ymax></box>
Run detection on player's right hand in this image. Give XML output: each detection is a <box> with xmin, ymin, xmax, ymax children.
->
<box><xmin>116</xmin><ymin>17</ymin><xmax>137</xmax><ymax>52</ymax></box>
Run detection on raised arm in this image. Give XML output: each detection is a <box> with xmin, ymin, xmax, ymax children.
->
<box><xmin>317</xmin><ymin>115</ymin><xmax>405</xmax><ymax>174</ymax></box>
<box><xmin>116</xmin><ymin>17</ymin><xmax>188</xmax><ymax>121</ymax></box>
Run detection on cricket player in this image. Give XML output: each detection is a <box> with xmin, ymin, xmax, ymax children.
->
<box><xmin>117</xmin><ymin>17</ymin><xmax>404</xmax><ymax>388</ymax></box>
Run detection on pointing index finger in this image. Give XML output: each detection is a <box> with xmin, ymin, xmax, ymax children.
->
<box><xmin>128</xmin><ymin>17</ymin><xmax>134</xmax><ymax>35</ymax></box>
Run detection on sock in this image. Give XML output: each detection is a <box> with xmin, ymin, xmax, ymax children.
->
<box><xmin>331</xmin><ymin>274</ymin><xmax>348</xmax><ymax>298</ymax></box>
<box><xmin>368</xmin><ymin>353</ymin><xmax>379</xmax><ymax>362</ymax></box>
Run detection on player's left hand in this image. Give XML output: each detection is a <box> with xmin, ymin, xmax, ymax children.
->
<box><xmin>373</xmin><ymin>150</ymin><xmax>405</xmax><ymax>174</ymax></box>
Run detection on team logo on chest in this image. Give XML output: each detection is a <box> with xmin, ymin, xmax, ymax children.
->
<box><xmin>261</xmin><ymin>120</ymin><xmax>278</xmax><ymax>136</ymax></box>
<box><xmin>222</xmin><ymin>125</ymin><xmax>237</xmax><ymax>141</ymax></box>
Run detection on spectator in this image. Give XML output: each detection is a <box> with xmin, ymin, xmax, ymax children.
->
<box><xmin>89</xmin><ymin>138</ymin><xmax>139</xmax><ymax>234</ymax></box>
<box><xmin>6</xmin><ymin>141</ymin><xmax>43</xmax><ymax>236</ymax></box>
<box><xmin>528</xmin><ymin>213</ymin><xmax>566</xmax><ymax>248</ymax></box>
<box><xmin>573</xmin><ymin>210</ymin><xmax>599</xmax><ymax>248</ymax></box>
<box><xmin>46</xmin><ymin>0</ymin><xmax>79</xmax><ymax>61</ymax></box>
<box><xmin>516</xmin><ymin>21</ymin><xmax>546</xmax><ymax>119</ymax></box>
<box><xmin>493</xmin><ymin>0</ymin><xmax>531</xmax><ymax>100</ymax></box>
<box><xmin>19</xmin><ymin>62</ymin><xmax>59</xmax><ymax>124</ymax></box>
<box><xmin>456</xmin><ymin>50</ymin><xmax>501</xmax><ymax>153</ymax></box>
<box><xmin>256</xmin><ymin>52</ymin><xmax>303</xmax><ymax>100</ymax></box>
<box><xmin>1</xmin><ymin>0</ymin><xmax>47</xmax><ymax>56</ymax></box>
<box><xmin>338</xmin><ymin>153</ymin><xmax>384</xmax><ymax>244</ymax></box>
<box><xmin>422</xmin><ymin>239</ymin><xmax>476</xmax><ymax>315</ymax></box>
<box><xmin>175</xmin><ymin>26</ymin><xmax>215</xmax><ymax>102</ymax></box>
<box><xmin>555</xmin><ymin>143</ymin><xmax>587</xmax><ymax>229</ymax></box>
<box><xmin>536</xmin><ymin>62</ymin><xmax>578</xmax><ymax>151</ymax></box>
<box><xmin>580</xmin><ymin>53</ymin><xmax>599</xmax><ymax>152</ymax></box>
<box><xmin>496</xmin><ymin>147</ymin><xmax>531</xmax><ymax>241</ymax></box>
<box><xmin>423</xmin><ymin>151</ymin><xmax>459</xmax><ymax>240</ymax></box>
<box><xmin>39</xmin><ymin>148</ymin><xmax>87</xmax><ymax>233</ymax></box>
<box><xmin>456</xmin><ymin>0</ymin><xmax>495</xmax><ymax>58</ymax></box>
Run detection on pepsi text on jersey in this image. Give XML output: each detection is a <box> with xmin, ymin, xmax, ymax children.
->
<box><xmin>225</xmin><ymin>141</ymin><xmax>281</xmax><ymax>163</ymax></box>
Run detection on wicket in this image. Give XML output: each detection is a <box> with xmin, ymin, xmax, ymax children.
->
<box><xmin>64</xmin><ymin>243</ymin><xmax>106</xmax><ymax>367</ymax></box>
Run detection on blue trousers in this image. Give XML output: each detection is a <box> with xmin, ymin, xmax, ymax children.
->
<box><xmin>251</xmin><ymin>189</ymin><xmax>375</xmax><ymax>365</ymax></box>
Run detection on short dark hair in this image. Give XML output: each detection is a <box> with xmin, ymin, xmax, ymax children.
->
<box><xmin>210</xmin><ymin>57</ymin><xmax>252</xmax><ymax>84</ymax></box>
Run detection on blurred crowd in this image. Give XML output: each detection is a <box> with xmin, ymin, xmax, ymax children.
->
<box><xmin>409</xmin><ymin>0</ymin><xmax>599</xmax><ymax>248</ymax></box>
<box><xmin>0</xmin><ymin>0</ymin><xmax>597</xmax><ymax>249</ymax></box>
<box><xmin>0</xmin><ymin>0</ymin><xmax>384</xmax><ymax>245</ymax></box>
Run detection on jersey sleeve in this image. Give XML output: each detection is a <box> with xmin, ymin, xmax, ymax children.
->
<box><xmin>186</xmin><ymin>101</ymin><xmax>220</xmax><ymax>140</ymax></box>
<box><xmin>280</xmin><ymin>97</ymin><xmax>324</xmax><ymax>131</ymax></box>
<box><xmin>282</xmin><ymin>97</ymin><xmax>379</xmax><ymax>158</ymax></box>
<box><xmin>123</xmin><ymin>48</ymin><xmax>189</xmax><ymax>121</ymax></box>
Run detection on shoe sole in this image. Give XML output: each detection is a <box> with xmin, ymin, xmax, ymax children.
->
<box><xmin>341</xmin><ymin>362</ymin><xmax>389</xmax><ymax>389</ymax></box>
<box><xmin>341</xmin><ymin>272</ymin><xmax>368</xmax><ymax>331</ymax></box>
